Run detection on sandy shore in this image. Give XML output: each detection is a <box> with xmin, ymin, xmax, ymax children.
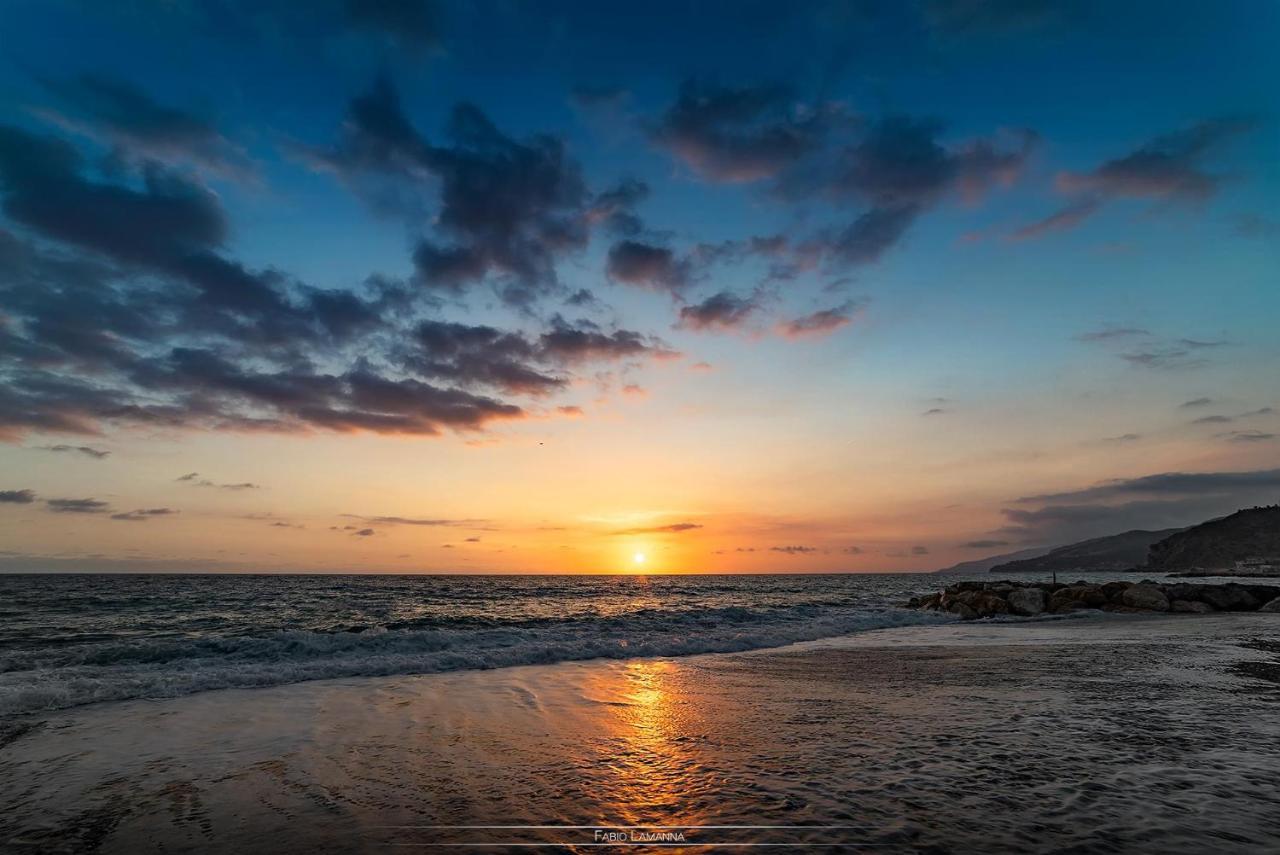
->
<box><xmin>2</xmin><ymin>613</ymin><xmax>1279</xmax><ymax>853</ymax></box>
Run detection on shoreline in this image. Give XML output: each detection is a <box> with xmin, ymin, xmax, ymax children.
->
<box><xmin>3</xmin><ymin>613</ymin><xmax>1279</xmax><ymax>852</ymax></box>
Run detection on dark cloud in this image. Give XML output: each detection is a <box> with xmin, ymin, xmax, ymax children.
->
<box><xmin>353</xmin><ymin>528</ymin><xmax>375</xmax><ymax>536</ymax></box>
<box><xmin>587</xmin><ymin>178</ymin><xmax>649</xmax><ymax>237</ymax></box>
<box><xmin>1075</xmin><ymin>327</ymin><xmax>1148</xmax><ymax>342</ymax></box>
<box><xmin>911</xmin><ymin>545</ymin><xmax>930</xmax><ymax>555</ymax></box>
<box><xmin>345</xmin><ymin>515</ymin><xmax>482</xmax><ymax>527</ymax></box>
<box><xmin>842</xmin><ymin>546</ymin><xmax>864</xmax><ymax>554</ymax></box>
<box><xmin>38</xmin><ymin>444</ymin><xmax>110</xmax><ymax>458</ymax></box>
<box><xmin>1120</xmin><ymin>339</ymin><xmax>1226</xmax><ymax>371</ymax></box>
<box><xmin>37</xmin><ymin>73</ymin><xmax>254</xmax><ymax>180</ymax></box>
<box><xmin>344</xmin><ymin>0</ymin><xmax>442</xmax><ymax>52</ymax></box>
<box><xmin>776</xmin><ymin>302</ymin><xmax>860</xmax><ymax>339</ymax></box>
<box><xmin>1058</xmin><ymin>118</ymin><xmax>1254</xmax><ymax>203</ymax></box>
<box><xmin>605</xmin><ymin>240</ymin><xmax>691</xmax><ymax>293</ymax></box>
<box><xmin>649</xmin><ymin>80</ymin><xmax>823</xmax><ymax>183</ymax></box>
<box><xmin>1102</xmin><ymin>433</ymin><xmax>1142</xmax><ymax>444</ymax></box>
<box><xmin>1002</xmin><ymin>466</ymin><xmax>1280</xmax><ymax>543</ymax></box>
<box><xmin>963</xmin><ymin>539</ymin><xmax>1010</xmax><ymax>548</ymax></box>
<box><xmin>309</xmin><ymin>77</ymin><xmax>595</xmax><ymax>305</ymax></box>
<box><xmin>1191</xmin><ymin>415</ymin><xmax>1232</xmax><ymax>425</ymax></box>
<box><xmin>111</xmin><ymin>507</ymin><xmax>177</xmax><ymax>522</ymax></box>
<box><xmin>46</xmin><ymin>497</ymin><xmax>109</xmax><ymax>513</ymax></box>
<box><xmin>538</xmin><ymin>316</ymin><xmax>678</xmax><ymax>364</ymax></box>
<box><xmin>463</xmin><ymin>536</ymin><xmax>480</xmax><ymax>542</ymax></box>
<box><xmin>1180</xmin><ymin>397</ymin><xmax>1213</xmax><ymax>408</ymax></box>
<box><xmin>770</xmin><ymin>545</ymin><xmax>818</xmax><ymax>555</ymax></box>
<box><xmin>0</xmin><ymin>489</ymin><xmax>36</xmax><ymax>504</ymax></box>
<box><xmin>1018</xmin><ymin>118</ymin><xmax>1258</xmax><ymax>238</ymax></box>
<box><xmin>613</xmin><ymin>522</ymin><xmax>703</xmax><ymax>535</ymax></box>
<box><xmin>676</xmin><ymin>291</ymin><xmax>761</xmax><ymax>332</ymax></box>
<box><xmin>1017</xmin><ymin>468</ymin><xmax>1280</xmax><ymax>505</ymax></box>
<box><xmin>177</xmin><ymin>473</ymin><xmax>261</xmax><ymax>490</ymax></box>
<box><xmin>1223</xmin><ymin>431</ymin><xmax>1275</xmax><ymax>443</ymax></box>
<box><xmin>922</xmin><ymin>408</ymin><xmax>947</xmax><ymax>416</ymax></box>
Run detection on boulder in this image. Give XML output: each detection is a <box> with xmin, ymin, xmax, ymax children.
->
<box><xmin>947</xmin><ymin>601</ymin><xmax>977</xmax><ymax>619</ymax></box>
<box><xmin>1198</xmin><ymin>584</ymin><xmax>1260</xmax><ymax>612</ymax></box>
<box><xmin>970</xmin><ymin>592</ymin><xmax>1010</xmax><ymax>617</ymax></box>
<box><xmin>1259</xmin><ymin>597</ymin><xmax>1280</xmax><ymax>614</ymax></box>
<box><xmin>1006</xmin><ymin>587</ymin><xmax>1046</xmax><ymax>616</ymax></box>
<box><xmin>1100</xmin><ymin>581</ymin><xmax>1131</xmax><ymax>603</ymax></box>
<box><xmin>1120</xmin><ymin>584</ymin><xmax>1170</xmax><ymax>611</ymax></box>
<box><xmin>1171</xmin><ymin>599</ymin><xmax>1214</xmax><ymax>614</ymax></box>
<box><xmin>1048</xmin><ymin>585</ymin><xmax>1107</xmax><ymax>612</ymax></box>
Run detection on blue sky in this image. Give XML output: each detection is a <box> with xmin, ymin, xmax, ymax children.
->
<box><xmin>0</xmin><ymin>0</ymin><xmax>1276</xmax><ymax>572</ymax></box>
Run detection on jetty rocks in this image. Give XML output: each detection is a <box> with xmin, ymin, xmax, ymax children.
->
<box><xmin>907</xmin><ymin>579</ymin><xmax>1280</xmax><ymax>620</ymax></box>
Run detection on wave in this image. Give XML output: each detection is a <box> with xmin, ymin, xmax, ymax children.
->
<box><xmin>0</xmin><ymin>604</ymin><xmax>947</xmax><ymax>716</ymax></box>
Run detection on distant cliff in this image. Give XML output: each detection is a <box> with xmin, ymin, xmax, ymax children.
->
<box><xmin>1146</xmin><ymin>506</ymin><xmax>1280</xmax><ymax>572</ymax></box>
<box><xmin>934</xmin><ymin>546</ymin><xmax>1050</xmax><ymax>574</ymax></box>
<box><xmin>989</xmin><ymin>528</ymin><xmax>1183</xmax><ymax>574</ymax></box>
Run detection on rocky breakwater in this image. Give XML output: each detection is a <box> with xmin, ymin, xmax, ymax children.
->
<box><xmin>907</xmin><ymin>579</ymin><xmax>1280</xmax><ymax>620</ymax></box>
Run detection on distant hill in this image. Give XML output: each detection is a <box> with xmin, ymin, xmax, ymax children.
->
<box><xmin>989</xmin><ymin>528</ymin><xmax>1184</xmax><ymax>574</ymax></box>
<box><xmin>934</xmin><ymin>546</ymin><xmax>1050</xmax><ymax>574</ymax></box>
<box><xmin>1146</xmin><ymin>506</ymin><xmax>1280</xmax><ymax>572</ymax></box>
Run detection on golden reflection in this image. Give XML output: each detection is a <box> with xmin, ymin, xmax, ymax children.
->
<box><xmin>590</xmin><ymin>659</ymin><xmax>707</xmax><ymax>830</ymax></box>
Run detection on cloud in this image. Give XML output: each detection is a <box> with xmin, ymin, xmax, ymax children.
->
<box><xmin>1222</xmin><ymin>431</ymin><xmax>1275</xmax><ymax>443</ymax></box>
<box><xmin>1057</xmin><ymin>118</ymin><xmax>1254</xmax><ymax>203</ymax></box>
<box><xmin>1002</xmin><ymin>467</ymin><xmax>1280</xmax><ymax>543</ymax></box>
<box><xmin>307</xmin><ymin>76</ymin><xmax>604</xmax><ymax>306</ymax></box>
<box><xmin>1102</xmin><ymin>433</ymin><xmax>1142</xmax><ymax>444</ymax></box>
<box><xmin>613</xmin><ymin>522</ymin><xmax>703</xmax><ymax>535</ymax></box>
<box><xmin>842</xmin><ymin>546</ymin><xmax>864</xmax><ymax>554</ymax></box>
<box><xmin>177</xmin><ymin>473</ymin><xmax>261</xmax><ymax>490</ymax></box>
<box><xmin>353</xmin><ymin>528</ymin><xmax>375</xmax><ymax>536</ymax></box>
<box><xmin>345</xmin><ymin>515</ymin><xmax>482</xmax><ymax>527</ymax></box>
<box><xmin>38</xmin><ymin>444</ymin><xmax>110</xmax><ymax>458</ymax></box>
<box><xmin>1074</xmin><ymin>327</ymin><xmax>1148</xmax><ymax>342</ymax></box>
<box><xmin>776</xmin><ymin>302</ymin><xmax>860</xmax><ymax>339</ymax></box>
<box><xmin>770</xmin><ymin>545</ymin><xmax>817</xmax><ymax>555</ymax></box>
<box><xmin>605</xmin><ymin>240</ymin><xmax>691</xmax><ymax>293</ymax></box>
<box><xmin>963</xmin><ymin>539</ymin><xmax>1010</xmax><ymax>548</ymax></box>
<box><xmin>0</xmin><ymin>489</ymin><xmax>36</xmax><ymax>504</ymax></box>
<box><xmin>46</xmin><ymin>497</ymin><xmax>109</xmax><ymax>513</ymax></box>
<box><xmin>912</xmin><ymin>545</ymin><xmax>930</xmax><ymax>555</ymax></box>
<box><xmin>556</xmin><ymin>405</ymin><xmax>584</xmax><ymax>417</ymax></box>
<box><xmin>922</xmin><ymin>408</ymin><xmax>947</xmax><ymax>417</ymax></box>
<box><xmin>538</xmin><ymin>316</ymin><xmax>678</xmax><ymax>364</ymax></box>
<box><xmin>1180</xmin><ymin>397</ymin><xmax>1213</xmax><ymax>408</ymax></box>
<box><xmin>1010</xmin><ymin>197</ymin><xmax>1102</xmax><ymax>240</ymax></box>
<box><xmin>649</xmin><ymin>80</ymin><xmax>823</xmax><ymax>183</ymax></box>
<box><xmin>111</xmin><ymin>507</ymin><xmax>177</xmax><ymax>522</ymax></box>
<box><xmin>37</xmin><ymin>73</ymin><xmax>255</xmax><ymax>180</ymax></box>
<box><xmin>676</xmin><ymin>291</ymin><xmax>761</xmax><ymax>332</ymax></box>
<box><xmin>1017</xmin><ymin>468</ymin><xmax>1280</xmax><ymax>505</ymax></box>
<box><xmin>464</xmin><ymin>536</ymin><xmax>480</xmax><ymax>542</ymax></box>
<box><xmin>1119</xmin><ymin>339</ymin><xmax>1227</xmax><ymax>371</ymax></box>
<box><xmin>1191</xmin><ymin>415</ymin><xmax>1232</xmax><ymax>425</ymax></box>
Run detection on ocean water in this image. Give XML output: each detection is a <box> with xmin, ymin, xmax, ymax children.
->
<box><xmin>0</xmin><ymin>573</ymin><xmax>953</xmax><ymax>716</ymax></box>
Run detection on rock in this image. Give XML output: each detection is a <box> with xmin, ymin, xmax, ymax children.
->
<box><xmin>1120</xmin><ymin>584</ymin><xmax>1170</xmax><ymax>611</ymax></box>
<box><xmin>1260</xmin><ymin>597</ymin><xmax>1280</xmax><ymax>614</ymax></box>
<box><xmin>970</xmin><ymin>592</ymin><xmax>1010</xmax><ymax>617</ymax></box>
<box><xmin>1006</xmin><ymin>587</ymin><xmax>1046</xmax><ymax>616</ymax></box>
<box><xmin>1198</xmin><ymin>584</ymin><xmax>1260</xmax><ymax>612</ymax></box>
<box><xmin>948</xmin><ymin>602</ymin><xmax>977</xmax><ymax>619</ymax></box>
<box><xmin>1048</xmin><ymin>585</ymin><xmax>1107</xmax><ymax>612</ymax></box>
<box><xmin>1100</xmin><ymin>581</ymin><xmax>1131</xmax><ymax>603</ymax></box>
<box><xmin>1171</xmin><ymin>599</ymin><xmax>1214</xmax><ymax>614</ymax></box>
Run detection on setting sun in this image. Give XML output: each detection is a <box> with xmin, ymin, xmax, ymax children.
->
<box><xmin>633</xmin><ymin>552</ymin><xmax>647</xmax><ymax>566</ymax></box>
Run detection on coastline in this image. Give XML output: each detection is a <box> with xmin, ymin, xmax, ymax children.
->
<box><xmin>2</xmin><ymin>613</ymin><xmax>1279</xmax><ymax>853</ymax></box>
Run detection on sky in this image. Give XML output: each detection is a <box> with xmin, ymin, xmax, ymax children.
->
<box><xmin>0</xmin><ymin>0</ymin><xmax>1277</xmax><ymax>574</ymax></box>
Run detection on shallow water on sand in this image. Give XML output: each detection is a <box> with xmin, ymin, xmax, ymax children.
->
<box><xmin>2</xmin><ymin>614</ymin><xmax>1278</xmax><ymax>853</ymax></box>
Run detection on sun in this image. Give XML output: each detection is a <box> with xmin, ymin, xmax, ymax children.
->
<box><xmin>632</xmin><ymin>551</ymin><xmax>647</xmax><ymax>566</ymax></box>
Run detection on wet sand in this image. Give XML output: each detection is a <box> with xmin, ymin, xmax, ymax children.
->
<box><xmin>2</xmin><ymin>614</ymin><xmax>1279</xmax><ymax>853</ymax></box>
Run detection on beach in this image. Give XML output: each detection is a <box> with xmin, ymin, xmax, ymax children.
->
<box><xmin>2</xmin><ymin>613</ymin><xmax>1278</xmax><ymax>853</ymax></box>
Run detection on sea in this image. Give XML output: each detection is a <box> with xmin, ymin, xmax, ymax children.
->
<box><xmin>0</xmin><ymin>572</ymin><xmax>959</xmax><ymax>716</ymax></box>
